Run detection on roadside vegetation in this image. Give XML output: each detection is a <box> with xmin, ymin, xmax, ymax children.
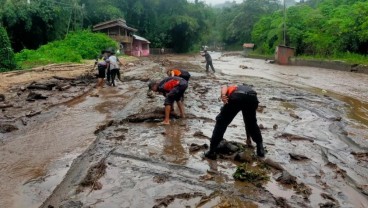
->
<box><xmin>15</xmin><ymin>31</ymin><xmax>116</xmax><ymax>69</ymax></box>
<box><xmin>251</xmin><ymin>0</ymin><xmax>368</xmax><ymax>64</ymax></box>
<box><xmin>0</xmin><ymin>26</ymin><xmax>16</xmax><ymax>72</ymax></box>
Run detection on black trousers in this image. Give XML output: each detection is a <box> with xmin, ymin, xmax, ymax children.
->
<box><xmin>106</xmin><ymin>68</ymin><xmax>111</xmax><ymax>83</ymax></box>
<box><xmin>210</xmin><ymin>92</ymin><xmax>263</xmax><ymax>151</ymax></box>
<box><xmin>206</xmin><ymin>61</ymin><xmax>215</xmax><ymax>72</ymax></box>
<box><xmin>110</xmin><ymin>68</ymin><xmax>119</xmax><ymax>86</ymax></box>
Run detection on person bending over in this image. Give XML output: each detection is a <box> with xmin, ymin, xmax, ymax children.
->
<box><xmin>148</xmin><ymin>77</ymin><xmax>188</xmax><ymax>125</ymax></box>
<box><xmin>205</xmin><ymin>84</ymin><xmax>265</xmax><ymax>159</ymax></box>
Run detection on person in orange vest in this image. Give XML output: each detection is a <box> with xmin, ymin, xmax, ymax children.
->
<box><xmin>205</xmin><ymin>84</ymin><xmax>265</xmax><ymax>159</ymax></box>
<box><xmin>148</xmin><ymin>77</ymin><xmax>188</xmax><ymax>125</ymax></box>
<box><xmin>166</xmin><ymin>68</ymin><xmax>191</xmax><ymax>81</ymax></box>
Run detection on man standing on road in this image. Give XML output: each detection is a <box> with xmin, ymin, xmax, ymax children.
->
<box><xmin>148</xmin><ymin>77</ymin><xmax>188</xmax><ymax>125</ymax></box>
<box><xmin>201</xmin><ymin>50</ymin><xmax>215</xmax><ymax>73</ymax></box>
<box><xmin>205</xmin><ymin>84</ymin><xmax>265</xmax><ymax>159</ymax></box>
<box><xmin>166</xmin><ymin>68</ymin><xmax>191</xmax><ymax>82</ymax></box>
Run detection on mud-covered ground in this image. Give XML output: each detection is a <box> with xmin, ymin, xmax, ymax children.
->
<box><xmin>1</xmin><ymin>53</ymin><xmax>368</xmax><ymax>208</ymax></box>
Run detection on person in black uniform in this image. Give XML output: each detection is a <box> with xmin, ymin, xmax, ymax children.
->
<box><xmin>148</xmin><ymin>77</ymin><xmax>188</xmax><ymax>125</ymax></box>
<box><xmin>166</xmin><ymin>68</ymin><xmax>191</xmax><ymax>82</ymax></box>
<box><xmin>205</xmin><ymin>84</ymin><xmax>265</xmax><ymax>159</ymax></box>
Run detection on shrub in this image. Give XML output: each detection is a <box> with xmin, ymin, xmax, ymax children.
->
<box><xmin>15</xmin><ymin>30</ymin><xmax>117</xmax><ymax>69</ymax></box>
<box><xmin>0</xmin><ymin>26</ymin><xmax>17</xmax><ymax>72</ymax></box>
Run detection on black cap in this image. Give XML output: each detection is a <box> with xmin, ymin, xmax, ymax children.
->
<box><xmin>148</xmin><ymin>80</ymin><xmax>157</xmax><ymax>90</ymax></box>
<box><xmin>104</xmin><ymin>47</ymin><xmax>115</xmax><ymax>54</ymax></box>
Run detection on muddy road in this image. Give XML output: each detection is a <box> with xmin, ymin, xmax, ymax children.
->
<box><xmin>0</xmin><ymin>53</ymin><xmax>367</xmax><ymax>208</ymax></box>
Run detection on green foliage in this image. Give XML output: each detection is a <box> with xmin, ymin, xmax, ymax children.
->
<box><xmin>2</xmin><ymin>0</ymin><xmax>368</xmax><ymax>60</ymax></box>
<box><xmin>252</xmin><ymin>0</ymin><xmax>368</xmax><ymax>58</ymax></box>
<box><xmin>15</xmin><ymin>31</ymin><xmax>116</xmax><ymax>69</ymax></box>
<box><xmin>233</xmin><ymin>163</ymin><xmax>269</xmax><ymax>183</ymax></box>
<box><xmin>0</xmin><ymin>26</ymin><xmax>17</xmax><ymax>72</ymax></box>
<box><xmin>218</xmin><ymin>0</ymin><xmax>281</xmax><ymax>46</ymax></box>
<box><xmin>0</xmin><ymin>0</ymin><xmax>82</xmax><ymax>51</ymax></box>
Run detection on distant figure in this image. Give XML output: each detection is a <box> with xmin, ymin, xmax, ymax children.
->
<box><xmin>135</xmin><ymin>46</ymin><xmax>140</xmax><ymax>57</ymax></box>
<box><xmin>106</xmin><ymin>49</ymin><xmax>124</xmax><ymax>87</ymax></box>
<box><xmin>95</xmin><ymin>52</ymin><xmax>108</xmax><ymax>88</ymax></box>
<box><xmin>161</xmin><ymin>47</ymin><xmax>165</xmax><ymax>54</ymax></box>
<box><xmin>202</xmin><ymin>50</ymin><xmax>215</xmax><ymax>73</ymax></box>
<box><xmin>120</xmin><ymin>43</ymin><xmax>124</xmax><ymax>55</ymax></box>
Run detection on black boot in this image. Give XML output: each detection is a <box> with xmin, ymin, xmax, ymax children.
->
<box><xmin>204</xmin><ymin>150</ymin><xmax>217</xmax><ymax>160</ymax></box>
<box><xmin>256</xmin><ymin>143</ymin><xmax>265</xmax><ymax>157</ymax></box>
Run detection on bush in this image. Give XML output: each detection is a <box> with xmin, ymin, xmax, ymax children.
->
<box><xmin>15</xmin><ymin>31</ymin><xmax>117</xmax><ymax>69</ymax></box>
<box><xmin>0</xmin><ymin>26</ymin><xmax>17</xmax><ymax>72</ymax></box>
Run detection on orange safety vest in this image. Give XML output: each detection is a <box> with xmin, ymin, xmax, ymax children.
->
<box><xmin>227</xmin><ymin>85</ymin><xmax>238</xmax><ymax>96</ymax></box>
<box><xmin>163</xmin><ymin>79</ymin><xmax>180</xmax><ymax>91</ymax></box>
<box><xmin>171</xmin><ymin>69</ymin><xmax>182</xmax><ymax>76</ymax></box>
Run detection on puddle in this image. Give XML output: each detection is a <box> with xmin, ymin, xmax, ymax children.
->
<box><xmin>281</xmin><ymin>101</ymin><xmax>297</xmax><ymax>110</ymax></box>
<box><xmin>264</xmin><ymin>176</ymin><xmax>294</xmax><ymax>199</ymax></box>
<box><xmin>0</xmin><ymin>94</ymin><xmax>105</xmax><ymax>207</ymax></box>
<box><xmin>14</xmin><ymin>153</ymin><xmax>80</xmax><ymax>208</ymax></box>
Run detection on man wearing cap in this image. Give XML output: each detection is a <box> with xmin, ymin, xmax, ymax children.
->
<box><xmin>105</xmin><ymin>49</ymin><xmax>124</xmax><ymax>86</ymax></box>
<box><xmin>166</xmin><ymin>68</ymin><xmax>191</xmax><ymax>82</ymax></box>
<box><xmin>201</xmin><ymin>50</ymin><xmax>215</xmax><ymax>73</ymax></box>
<box><xmin>205</xmin><ymin>84</ymin><xmax>265</xmax><ymax>159</ymax></box>
<box><xmin>148</xmin><ymin>77</ymin><xmax>188</xmax><ymax>125</ymax></box>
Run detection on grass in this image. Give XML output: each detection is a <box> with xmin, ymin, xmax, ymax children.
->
<box><xmin>297</xmin><ymin>53</ymin><xmax>368</xmax><ymax>65</ymax></box>
<box><xmin>15</xmin><ymin>31</ymin><xmax>117</xmax><ymax>69</ymax></box>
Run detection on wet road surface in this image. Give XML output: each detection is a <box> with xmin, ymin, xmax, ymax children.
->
<box><xmin>1</xmin><ymin>53</ymin><xmax>368</xmax><ymax>208</ymax></box>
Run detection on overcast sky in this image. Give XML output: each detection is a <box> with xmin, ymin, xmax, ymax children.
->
<box><xmin>187</xmin><ymin>0</ymin><xmax>243</xmax><ymax>5</ymax></box>
<box><xmin>203</xmin><ymin>0</ymin><xmax>243</xmax><ymax>4</ymax></box>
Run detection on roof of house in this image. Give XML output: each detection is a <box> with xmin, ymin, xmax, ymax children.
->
<box><xmin>243</xmin><ymin>43</ymin><xmax>255</xmax><ymax>48</ymax></box>
<box><xmin>93</xmin><ymin>19</ymin><xmax>137</xmax><ymax>32</ymax></box>
<box><xmin>133</xmin><ymin>35</ymin><xmax>150</xmax><ymax>44</ymax></box>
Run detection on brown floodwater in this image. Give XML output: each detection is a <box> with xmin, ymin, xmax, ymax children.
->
<box><xmin>2</xmin><ymin>54</ymin><xmax>368</xmax><ymax>208</ymax></box>
<box><xmin>0</xmin><ymin>91</ymin><xmax>107</xmax><ymax>207</ymax></box>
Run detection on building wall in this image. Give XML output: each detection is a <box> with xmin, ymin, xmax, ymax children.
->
<box><xmin>131</xmin><ymin>40</ymin><xmax>150</xmax><ymax>57</ymax></box>
<box><xmin>275</xmin><ymin>46</ymin><xmax>295</xmax><ymax>65</ymax></box>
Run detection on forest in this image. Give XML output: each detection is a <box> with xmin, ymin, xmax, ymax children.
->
<box><xmin>1</xmin><ymin>0</ymin><xmax>368</xmax><ymax>71</ymax></box>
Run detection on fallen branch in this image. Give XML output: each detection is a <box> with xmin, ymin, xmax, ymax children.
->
<box><xmin>52</xmin><ymin>76</ymin><xmax>76</xmax><ymax>81</ymax></box>
<box><xmin>0</xmin><ymin>104</ymin><xmax>13</xmax><ymax>109</ymax></box>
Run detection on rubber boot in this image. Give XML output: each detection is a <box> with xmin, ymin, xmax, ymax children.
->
<box><xmin>204</xmin><ymin>150</ymin><xmax>217</xmax><ymax>160</ymax></box>
<box><xmin>256</xmin><ymin>143</ymin><xmax>265</xmax><ymax>157</ymax></box>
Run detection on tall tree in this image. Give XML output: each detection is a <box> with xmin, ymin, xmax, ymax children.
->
<box><xmin>0</xmin><ymin>25</ymin><xmax>16</xmax><ymax>71</ymax></box>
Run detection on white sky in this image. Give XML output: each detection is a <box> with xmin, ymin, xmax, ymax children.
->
<box><xmin>188</xmin><ymin>0</ymin><xmax>244</xmax><ymax>5</ymax></box>
<box><xmin>204</xmin><ymin>0</ymin><xmax>243</xmax><ymax>4</ymax></box>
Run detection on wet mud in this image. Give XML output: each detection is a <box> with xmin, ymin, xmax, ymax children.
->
<box><xmin>1</xmin><ymin>54</ymin><xmax>368</xmax><ymax>208</ymax></box>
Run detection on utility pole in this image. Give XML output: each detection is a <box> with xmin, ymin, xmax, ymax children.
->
<box><xmin>283</xmin><ymin>0</ymin><xmax>286</xmax><ymax>46</ymax></box>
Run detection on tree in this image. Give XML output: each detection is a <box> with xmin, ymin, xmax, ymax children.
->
<box><xmin>0</xmin><ymin>25</ymin><xmax>16</xmax><ymax>71</ymax></box>
<box><xmin>220</xmin><ymin>0</ymin><xmax>281</xmax><ymax>46</ymax></box>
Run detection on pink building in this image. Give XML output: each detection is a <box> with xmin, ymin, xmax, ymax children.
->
<box><xmin>131</xmin><ymin>35</ymin><xmax>150</xmax><ymax>57</ymax></box>
<box><xmin>93</xmin><ymin>19</ymin><xmax>150</xmax><ymax>57</ymax></box>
